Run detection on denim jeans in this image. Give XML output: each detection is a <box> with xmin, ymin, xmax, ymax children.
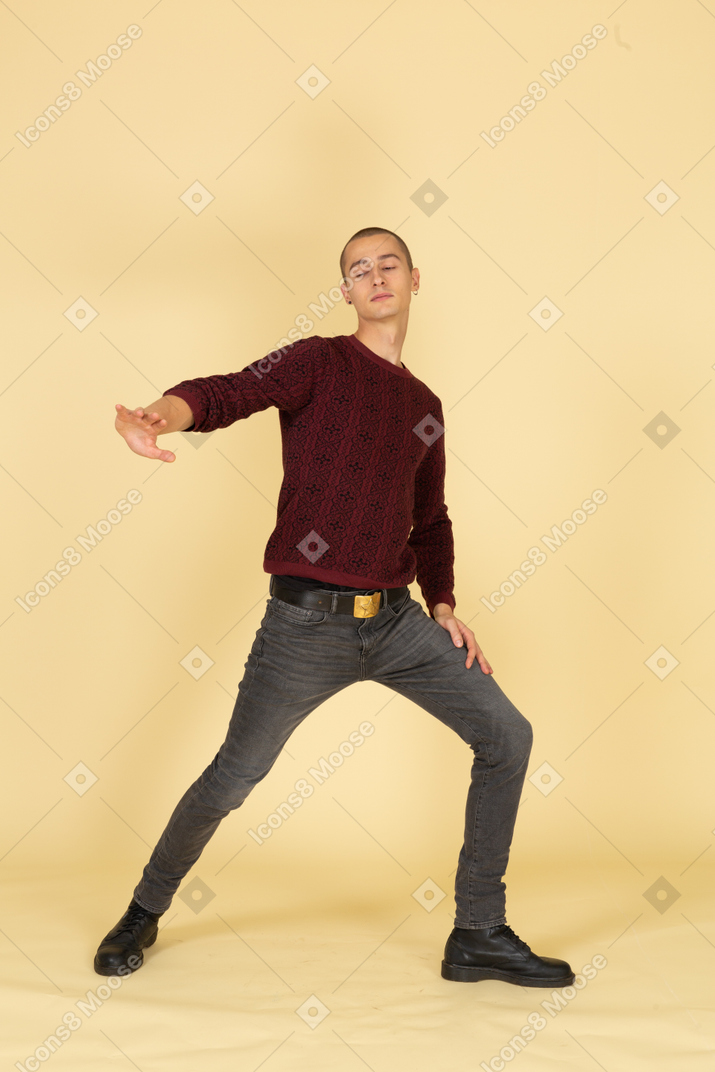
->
<box><xmin>133</xmin><ymin>585</ymin><xmax>533</xmax><ymax>929</ymax></box>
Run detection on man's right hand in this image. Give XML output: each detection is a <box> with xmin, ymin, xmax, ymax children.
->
<box><xmin>115</xmin><ymin>403</ymin><xmax>178</xmax><ymax>462</ymax></box>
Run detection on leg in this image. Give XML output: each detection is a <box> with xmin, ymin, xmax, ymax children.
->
<box><xmin>367</xmin><ymin>595</ymin><xmax>533</xmax><ymax>928</ymax></box>
<box><xmin>133</xmin><ymin>600</ymin><xmax>358</xmax><ymax>913</ymax></box>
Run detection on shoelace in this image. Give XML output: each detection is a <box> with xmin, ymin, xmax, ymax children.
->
<box><xmin>498</xmin><ymin>924</ymin><xmax>533</xmax><ymax>955</ymax></box>
<box><xmin>112</xmin><ymin>902</ymin><xmax>156</xmax><ymax>940</ymax></box>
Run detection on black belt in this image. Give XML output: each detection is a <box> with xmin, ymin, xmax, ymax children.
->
<box><xmin>270</xmin><ymin>577</ymin><xmax>408</xmax><ymax>618</ymax></box>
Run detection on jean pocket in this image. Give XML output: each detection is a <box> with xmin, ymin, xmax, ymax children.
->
<box><xmin>267</xmin><ymin>595</ymin><xmax>328</xmax><ymax>626</ymax></box>
<box><xmin>385</xmin><ymin>589</ymin><xmax>411</xmax><ymax>618</ymax></box>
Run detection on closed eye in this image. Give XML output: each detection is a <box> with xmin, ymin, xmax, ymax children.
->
<box><xmin>354</xmin><ymin>266</ymin><xmax>396</xmax><ymax>279</ymax></box>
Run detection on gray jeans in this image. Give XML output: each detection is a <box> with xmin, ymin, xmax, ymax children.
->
<box><xmin>133</xmin><ymin>586</ymin><xmax>533</xmax><ymax>928</ymax></box>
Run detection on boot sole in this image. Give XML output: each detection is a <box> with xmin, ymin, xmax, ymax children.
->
<box><xmin>93</xmin><ymin>926</ymin><xmax>158</xmax><ymax>976</ymax></box>
<box><xmin>441</xmin><ymin>960</ymin><xmax>575</xmax><ymax>987</ymax></box>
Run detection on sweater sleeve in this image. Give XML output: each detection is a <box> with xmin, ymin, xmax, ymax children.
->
<box><xmin>161</xmin><ymin>335</ymin><xmax>327</xmax><ymax>433</ymax></box>
<box><xmin>407</xmin><ymin>398</ymin><xmax>456</xmax><ymax>618</ymax></box>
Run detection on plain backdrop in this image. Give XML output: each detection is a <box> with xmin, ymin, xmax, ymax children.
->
<box><xmin>1</xmin><ymin>2</ymin><xmax>713</xmax><ymax>1070</ymax></box>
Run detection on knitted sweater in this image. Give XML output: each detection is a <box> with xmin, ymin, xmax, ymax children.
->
<box><xmin>163</xmin><ymin>332</ymin><xmax>455</xmax><ymax>617</ymax></box>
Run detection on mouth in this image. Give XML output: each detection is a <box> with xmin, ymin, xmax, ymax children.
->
<box><xmin>371</xmin><ymin>293</ymin><xmax>394</xmax><ymax>302</ymax></box>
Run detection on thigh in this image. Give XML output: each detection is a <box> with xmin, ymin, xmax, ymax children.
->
<box><xmin>371</xmin><ymin>596</ymin><xmax>532</xmax><ymax>754</ymax></box>
<box><xmin>219</xmin><ymin>596</ymin><xmax>361</xmax><ymax>772</ymax></box>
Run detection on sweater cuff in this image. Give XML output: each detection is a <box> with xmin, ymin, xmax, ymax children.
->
<box><xmin>162</xmin><ymin>388</ymin><xmax>204</xmax><ymax>432</ymax></box>
<box><xmin>428</xmin><ymin>592</ymin><xmax>456</xmax><ymax>619</ymax></box>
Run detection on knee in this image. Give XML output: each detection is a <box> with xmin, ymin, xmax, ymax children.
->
<box><xmin>505</xmin><ymin>706</ymin><xmax>533</xmax><ymax>761</ymax></box>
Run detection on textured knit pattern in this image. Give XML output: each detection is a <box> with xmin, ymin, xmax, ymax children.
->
<box><xmin>163</xmin><ymin>333</ymin><xmax>455</xmax><ymax>616</ymax></box>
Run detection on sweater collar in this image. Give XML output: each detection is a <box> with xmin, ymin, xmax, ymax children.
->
<box><xmin>347</xmin><ymin>333</ymin><xmax>412</xmax><ymax>378</ymax></box>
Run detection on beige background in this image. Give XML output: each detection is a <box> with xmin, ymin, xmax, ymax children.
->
<box><xmin>1</xmin><ymin>1</ymin><xmax>714</xmax><ymax>1069</ymax></box>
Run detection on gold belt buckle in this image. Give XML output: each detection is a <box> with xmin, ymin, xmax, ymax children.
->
<box><xmin>353</xmin><ymin>591</ymin><xmax>382</xmax><ymax>618</ymax></box>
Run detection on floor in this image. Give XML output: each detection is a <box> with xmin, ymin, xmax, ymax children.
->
<box><xmin>3</xmin><ymin>855</ymin><xmax>712</xmax><ymax>1071</ymax></box>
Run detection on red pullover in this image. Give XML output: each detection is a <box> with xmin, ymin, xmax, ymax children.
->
<box><xmin>163</xmin><ymin>332</ymin><xmax>455</xmax><ymax>618</ymax></box>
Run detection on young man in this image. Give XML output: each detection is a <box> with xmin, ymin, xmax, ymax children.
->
<box><xmin>96</xmin><ymin>227</ymin><xmax>574</xmax><ymax>988</ymax></box>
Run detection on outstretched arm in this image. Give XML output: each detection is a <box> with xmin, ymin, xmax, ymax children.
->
<box><xmin>114</xmin><ymin>394</ymin><xmax>194</xmax><ymax>463</ymax></box>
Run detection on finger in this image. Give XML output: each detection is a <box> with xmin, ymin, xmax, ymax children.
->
<box><xmin>476</xmin><ymin>648</ymin><xmax>493</xmax><ymax>674</ymax></box>
<box><xmin>477</xmin><ymin>651</ymin><xmax>493</xmax><ymax>674</ymax></box>
<box><xmin>140</xmin><ymin>412</ymin><xmax>164</xmax><ymax>429</ymax></box>
<box><xmin>146</xmin><ymin>442</ymin><xmax>175</xmax><ymax>462</ymax></box>
<box><xmin>131</xmin><ymin>442</ymin><xmax>175</xmax><ymax>462</ymax></box>
<box><xmin>116</xmin><ymin>404</ymin><xmax>149</xmax><ymax>424</ymax></box>
<box><xmin>465</xmin><ymin>637</ymin><xmax>478</xmax><ymax>669</ymax></box>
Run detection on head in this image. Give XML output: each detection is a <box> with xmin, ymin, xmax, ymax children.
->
<box><xmin>339</xmin><ymin>227</ymin><xmax>419</xmax><ymax>322</ymax></box>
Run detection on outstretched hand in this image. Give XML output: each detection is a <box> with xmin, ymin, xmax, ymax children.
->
<box><xmin>432</xmin><ymin>604</ymin><xmax>493</xmax><ymax>673</ymax></box>
<box><xmin>114</xmin><ymin>404</ymin><xmax>176</xmax><ymax>463</ymax></box>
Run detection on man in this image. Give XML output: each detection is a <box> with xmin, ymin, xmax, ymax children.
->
<box><xmin>96</xmin><ymin>227</ymin><xmax>574</xmax><ymax>988</ymax></box>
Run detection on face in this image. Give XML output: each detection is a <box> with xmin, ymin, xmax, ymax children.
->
<box><xmin>340</xmin><ymin>235</ymin><xmax>419</xmax><ymax>319</ymax></box>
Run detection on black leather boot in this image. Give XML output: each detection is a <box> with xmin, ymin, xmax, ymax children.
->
<box><xmin>94</xmin><ymin>899</ymin><xmax>163</xmax><ymax>976</ymax></box>
<box><xmin>441</xmin><ymin>923</ymin><xmax>574</xmax><ymax>987</ymax></box>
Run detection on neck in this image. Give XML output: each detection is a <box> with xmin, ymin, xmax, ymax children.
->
<box><xmin>353</xmin><ymin>316</ymin><xmax>409</xmax><ymax>367</ymax></box>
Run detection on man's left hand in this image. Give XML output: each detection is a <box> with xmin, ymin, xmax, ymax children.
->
<box><xmin>432</xmin><ymin>603</ymin><xmax>493</xmax><ymax>674</ymax></box>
